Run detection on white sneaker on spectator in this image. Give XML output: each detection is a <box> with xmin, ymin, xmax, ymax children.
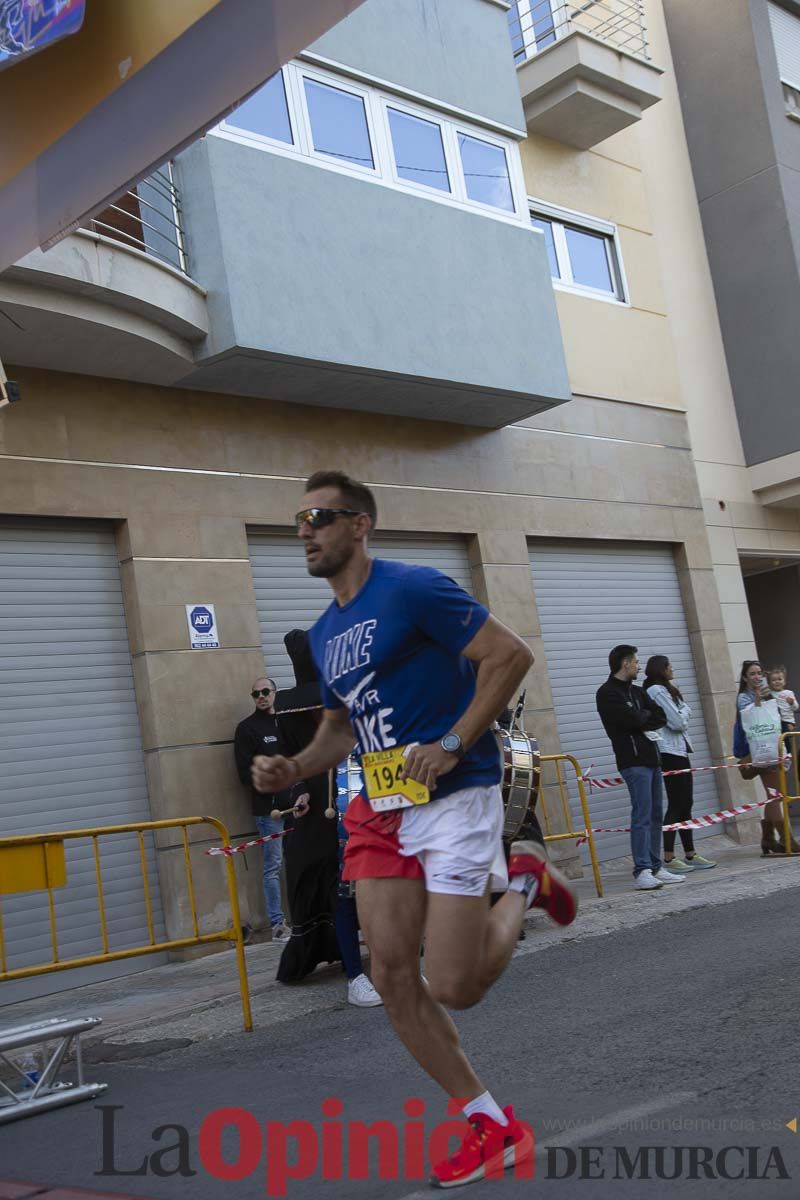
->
<box><xmin>271</xmin><ymin>922</ymin><xmax>291</xmax><ymax>942</ymax></box>
<box><xmin>634</xmin><ymin>869</ymin><xmax>663</xmax><ymax>891</ymax></box>
<box><xmin>653</xmin><ymin>868</ymin><xmax>686</xmax><ymax>884</ymax></box>
<box><xmin>348</xmin><ymin>973</ymin><xmax>383</xmax><ymax>1007</ymax></box>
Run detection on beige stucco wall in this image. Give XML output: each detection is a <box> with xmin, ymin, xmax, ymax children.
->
<box><xmin>521</xmin><ymin>121</ymin><xmax>682</xmax><ymax>411</ymax></box>
<box><xmin>519</xmin><ymin>1</ymin><xmax>800</xmax><ymax>712</ymax></box>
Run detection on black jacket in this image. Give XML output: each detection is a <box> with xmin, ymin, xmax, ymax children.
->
<box><xmin>595</xmin><ymin>674</ymin><xmax>666</xmax><ymax>771</ymax></box>
<box><xmin>234</xmin><ymin>709</ymin><xmax>300</xmax><ymax>816</ymax></box>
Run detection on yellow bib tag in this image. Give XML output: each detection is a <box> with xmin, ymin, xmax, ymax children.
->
<box><xmin>361</xmin><ymin>746</ymin><xmax>431</xmax><ymax>812</ymax></box>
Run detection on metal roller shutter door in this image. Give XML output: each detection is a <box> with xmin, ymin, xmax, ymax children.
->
<box><xmin>0</xmin><ymin>521</ymin><xmax>165</xmax><ymax>1005</ymax></box>
<box><xmin>248</xmin><ymin>531</ymin><xmax>474</xmax><ymax>687</ymax></box>
<box><xmin>768</xmin><ymin>1</ymin><xmax>800</xmax><ymax>89</ymax></box>
<box><xmin>529</xmin><ymin>540</ymin><xmax>718</xmax><ymax>863</ymax></box>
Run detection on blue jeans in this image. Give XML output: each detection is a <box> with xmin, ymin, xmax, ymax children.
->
<box><xmin>255</xmin><ymin>815</ymin><xmax>285</xmax><ymax>927</ymax></box>
<box><xmin>335</xmin><ymin>893</ymin><xmax>363</xmax><ymax>981</ymax></box>
<box><xmin>621</xmin><ymin>766</ymin><xmax>664</xmax><ymax>878</ymax></box>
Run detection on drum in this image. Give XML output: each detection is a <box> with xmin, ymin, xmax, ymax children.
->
<box><xmin>498</xmin><ymin>728</ymin><xmax>541</xmax><ymax>841</ymax></box>
<box><xmin>335</xmin><ymin>756</ymin><xmax>364</xmax><ymax>827</ymax></box>
<box><xmin>335</xmin><ymin>756</ymin><xmax>364</xmax><ymax>897</ymax></box>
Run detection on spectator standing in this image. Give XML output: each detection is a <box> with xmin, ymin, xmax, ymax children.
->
<box><xmin>736</xmin><ymin>660</ymin><xmax>800</xmax><ymax>855</ymax></box>
<box><xmin>234</xmin><ymin>677</ymin><xmax>292</xmax><ymax>941</ymax></box>
<box><xmin>275</xmin><ymin>629</ymin><xmax>381</xmax><ymax>1006</ymax></box>
<box><xmin>644</xmin><ymin>655</ymin><xmax>716</xmax><ymax>872</ymax></box>
<box><xmin>596</xmin><ymin>645</ymin><xmax>684</xmax><ymax>891</ymax></box>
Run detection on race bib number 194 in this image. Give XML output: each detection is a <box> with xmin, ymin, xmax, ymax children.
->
<box><xmin>362</xmin><ymin>746</ymin><xmax>430</xmax><ymax>812</ymax></box>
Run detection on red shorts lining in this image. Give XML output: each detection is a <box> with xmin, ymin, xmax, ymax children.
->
<box><xmin>341</xmin><ymin>793</ymin><xmax>424</xmax><ymax>882</ymax></box>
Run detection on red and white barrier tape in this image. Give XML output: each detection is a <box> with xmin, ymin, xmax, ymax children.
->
<box><xmin>575</xmin><ymin>793</ymin><xmax>780</xmax><ymax>842</ymax></box>
<box><xmin>207</xmin><ymin>760</ymin><xmax>791</xmax><ymax>856</ymax></box>
<box><xmin>581</xmin><ymin>757</ymin><xmax>789</xmax><ymax>792</ymax></box>
<box><xmin>207</xmin><ymin>828</ymin><xmax>293</xmax><ymax>857</ymax></box>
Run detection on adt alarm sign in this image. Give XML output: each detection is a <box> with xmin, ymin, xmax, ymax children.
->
<box><xmin>186</xmin><ymin>603</ymin><xmax>220</xmax><ymax>649</ymax></box>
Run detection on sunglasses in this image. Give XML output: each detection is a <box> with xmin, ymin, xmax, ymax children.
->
<box><xmin>251</xmin><ymin>688</ymin><xmax>275</xmax><ymax>699</ymax></box>
<box><xmin>294</xmin><ymin>507</ymin><xmax>364</xmax><ymax>531</ymax></box>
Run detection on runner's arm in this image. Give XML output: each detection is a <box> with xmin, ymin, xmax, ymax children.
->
<box><xmin>401</xmin><ymin>615</ymin><xmax>532</xmax><ymax>790</ymax></box>
<box><xmin>252</xmin><ymin>706</ymin><xmax>356</xmax><ymax>793</ymax></box>
<box><xmin>451</xmin><ymin>615</ymin><xmax>533</xmax><ymax>749</ymax></box>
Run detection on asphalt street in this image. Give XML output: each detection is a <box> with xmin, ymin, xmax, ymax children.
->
<box><xmin>1</xmin><ymin>885</ymin><xmax>799</xmax><ymax>1200</ymax></box>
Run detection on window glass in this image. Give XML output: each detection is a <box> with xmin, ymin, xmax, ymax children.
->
<box><xmin>531</xmin><ymin>217</ymin><xmax>560</xmax><ymax>278</ymax></box>
<box><xmin>507</xmin><ymin>1</ymin><xmax>529</xmax><ymax>60</ymax></box>
<box><xmin>388</xmin><ymin>108</ymin><xmax>450</xmax><ymax>192</ymax></box>
<box><xmin>532</xmin><ymin>0</ymin><xmax>558</xmax><ymax>49</ymax></box>
<box><xmin>458</xmin><ymin>134</ymin><xmax>514</xmax><ymax>211</ymax></box>
<box><xmin>507</xmin><ymin>1</ymin><xmax>557</xmax><ymax>60</ymax></box>
<box><xmin>304</xmin><ymin>77</ymin><xmax>374</xmax><ymax>168</ymax></box>
<box><xmin>565</xmin><ymin>226</ymin><xmax>614</xmax><ymax>293</ymax></box>
<box><xmin>227</xmin><ymin>72</ymin><xmax>293</xmax><ymax>144</ymax></box>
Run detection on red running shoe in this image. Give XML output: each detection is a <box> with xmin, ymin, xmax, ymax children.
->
<box><xmin>430</xmin><ymin>1106</ymin><xmax>534</xmax><ymax>1188</ymax></box>
<box><xmin>508</xmin><ymin>840</ymin><xmax>578</xmax><ymax>927</ymax></box>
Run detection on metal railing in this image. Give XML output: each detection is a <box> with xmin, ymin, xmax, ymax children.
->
<box><xmin>508</xmin><ymin>0</ymin><xmax>650</xmax><ymax>65</ymax></box>
<box><xmin>776</xmin><ymin>731</ymin><xmax>800</xmax><ymax>853</ymax></box>
<box><xmin>82</xmin><ymin>163</ymin><xmax>188</xmax><ymax>274</ymax></box>
<box><xmin>538</xmin><ymin>753</ymin><xmax>603</xmax><ymax>897</ymax></box>
<box><xmin>0</xmin><ymin>816</ymin><xmax>252</xmax><ymax>1032</ymax></box>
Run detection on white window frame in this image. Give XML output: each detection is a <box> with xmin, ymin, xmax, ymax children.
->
<box><xmin>529</xmin><ymin>197</ymin><xmax>629</xmax><ymax>305</ymax></box>
<box><xmin>381</xmin><ymin>97</ymin><xmax>454</xmax><ymax>197</ymax></box>
<box><xmin>214</xmin><ymin>61</ymin><xmax>529</xmax><ymax>228</ymax></box>
<box><xmin>295</xmin><ymin>66</ymin><xmax>380</xmax><ymax>177</ymax></box>
<box><xmin>455</xmin><ymin>127</ymin><xmax>519</xmax><ymax>216</ymax></box>
<box><xmin>220</xmin><ymin>69</ymin><xmax>298</xmax><ymax>154</ymax></box>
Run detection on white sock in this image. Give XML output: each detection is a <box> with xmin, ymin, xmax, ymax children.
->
<box><xmin>508</xmin><ymin>873</ymin><xmax>539</xmax><ymax>907</ymax></box>
<box><xmin>463</xmin><ymin>1091</ymin><xmax>509</xmax><ymax>1127</ymax></box>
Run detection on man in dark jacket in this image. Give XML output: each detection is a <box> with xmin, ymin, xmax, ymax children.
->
<box><xmin>234</xmin><ymin>676</ymin><xmax>295</xmax><ymax>941</ymax></box>
<box><xmin>596</xmin><ymin>645</ymin><xmax>685</xmax><ymax>891</ymax></box>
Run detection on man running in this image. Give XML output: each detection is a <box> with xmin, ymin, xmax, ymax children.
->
<box><xmin>252</xmin><ymin>470</ymin><xmax>578</xmax><ymax>1188</ymax></box>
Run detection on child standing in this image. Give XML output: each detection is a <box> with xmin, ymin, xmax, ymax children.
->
<box><xmin>766</xmin><ymin>665</ymin><xmax>799</xmax><ymax>734</ymax></box>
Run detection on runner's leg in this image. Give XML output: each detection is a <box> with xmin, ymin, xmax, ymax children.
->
<box><xmin>356</xmin><ymin>876</ymin><xmax>485</xmax><ymax>1101</ymax></box>
<box><xmin>423</xmin><ymin>887</ymin><xmax>526</xmax><ymax>1010</ymax></box>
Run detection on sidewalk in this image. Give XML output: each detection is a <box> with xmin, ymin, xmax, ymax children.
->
<box><xmin>0</xmin><ymin>1183</ymin><xmax>152</xmax><ymax>1200</ymax></box>
<box><xmin>1</xmin><ymin>834</ymin><xmax>799</xmax><ymax>1057</ymax></box>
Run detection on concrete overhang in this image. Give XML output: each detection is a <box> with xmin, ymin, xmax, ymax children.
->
<box><xmin>0</xmin><ymin>233</ymin><xmax>208</xmax><ymax>386</ymax></box>
<box><xmin>173</xmin><ymin>349</ymin><xmax>571</xmax><ymax>429</ymax></box>
<box><xmin>517</xmin><ymin>30</ymin><xmax>663</xmax><ymax>149</ymax></box>
<box><xmin>0</xmin><ymin>0</ymin><xmax>368</xmax><ymax>273</ymax></box>
<box><xmin>748</xmin><ymin>451</ymin><xmax>800</xmax><ymax>508</ymax></box>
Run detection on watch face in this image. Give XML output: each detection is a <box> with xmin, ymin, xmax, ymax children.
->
<box><xmin>442</xmin><ymin>734</ymin><xmax>461</xmax><ymax>754</ymax></box>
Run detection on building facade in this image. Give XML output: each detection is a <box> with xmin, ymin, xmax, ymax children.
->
<box><xmin>0</xmin><ymin>0</ymin><xmax>761</xmax><ymax>1001</ymax></box>
<box><xmin>662</xmin><ymin>0</ymin><xmax>800</xmax><ymax>688</ymax></box>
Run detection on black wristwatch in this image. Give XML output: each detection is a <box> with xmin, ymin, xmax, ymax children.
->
<box><xmin>441</xmin><ymin>732</ymin><xmax>465</xmax><ymax>759</ymax></box>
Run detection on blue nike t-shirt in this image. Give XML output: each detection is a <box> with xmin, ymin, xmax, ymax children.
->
<box><xmin>308</xmin><ymin>559</ymin><xmax>502</xmax><ymax>800</ymax></box>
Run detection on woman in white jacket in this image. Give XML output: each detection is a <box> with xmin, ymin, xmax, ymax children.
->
<box><xmin>644</xmin><ymin>655</ymin><xmax>716</xmax><ymax>871</ymax></box>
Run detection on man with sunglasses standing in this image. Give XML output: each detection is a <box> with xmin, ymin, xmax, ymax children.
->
<box><xmin>252</xmin><ymin>470</ymin><xmax>578</xmax><ymax>1188</ymax></box>
<box><xmin>234</xmin><ymin>677</ymin><xmax>291</xmax><ymax>942</ymax></box>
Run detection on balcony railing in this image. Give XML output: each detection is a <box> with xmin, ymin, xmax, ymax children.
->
<box><xmin>508</xmin><ymin>0</ymin><xmax>650</xmax><ymax>65</ymax></box>
<box><xmin>82</xmin><ymin>164</ymin><xmax>188</xmax><ymax>274</ymax></box>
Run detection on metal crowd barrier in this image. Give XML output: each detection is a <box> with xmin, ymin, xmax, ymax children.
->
<box><xmin>538</xmin><ymin>753</ymin><xmax>603</xmax><ymax>897</ymax></box>
<box><xmin>776</xmin><ymin>731</ymin><xmax>800</xmax><ymax>854</ymax></box>
<box><xmin>0</xmin><ymin>817</ymin><xmax>252</xmax><ymax>1032</ymax></box>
